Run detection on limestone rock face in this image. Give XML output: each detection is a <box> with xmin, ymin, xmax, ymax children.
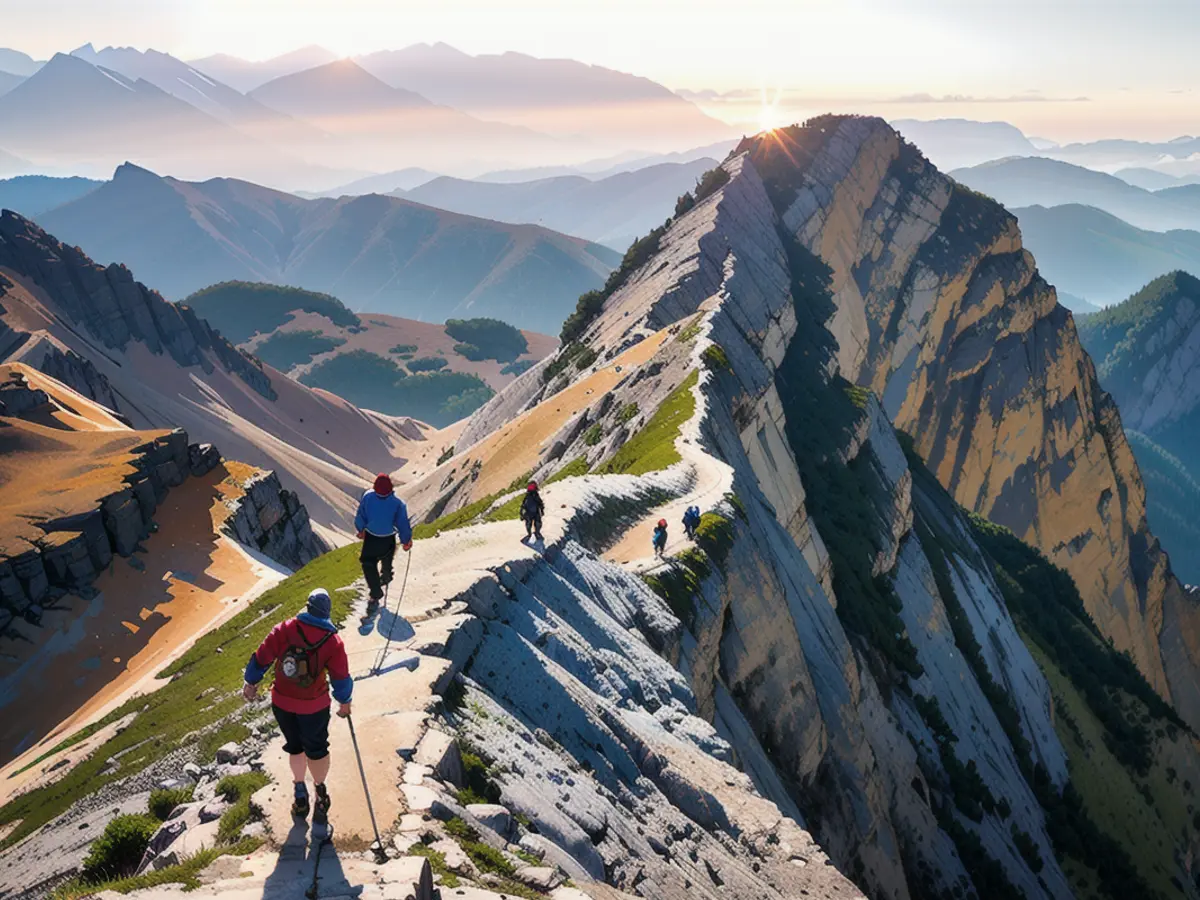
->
<box><xmin>0</xmin><ymin>210</ymin><xmax>275</xmax><ymax>401</ymax></box>
<box><xmin>222</xmin><ymin>471</ymin><xmax>327</xmax><ymax>570</ymax></box>
<box><xmin>742</xmin><ymin>116</ymin><xmax>1196</xmax><ymax>727</ymax></box>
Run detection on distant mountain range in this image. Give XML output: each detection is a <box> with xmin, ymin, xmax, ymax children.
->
<box><xmin>891</xmin><ymin>118</ymin><xmax>1040</xmax><ymax>170</ymax></box>
<box><xmin>355</xmin><ymin>42</ymin><xmax>732</xmax><ymax>153</ymax></box>
<box><xmin>0</xmin><ymin>52</ymin><xmax>336</xmax><ymax>186</ymax></box>
<box><xmin>953</xmin><ymin>156</ymin><xmax>1200</xmax><ymax>233</ymax></box>
<box><xmin>35</xmin><ymin>163</ymin><xmax>619</xmax><ymax>333</ymax></box>
<box><xmin>400</xmin><ymin>158</ymin><xmax>717</xmax><ymax>249</ymax></box>
<box><xmin>1013</xmin><ymin>204</ymin><xmax>1200</xmax><ymax>306</ymax></box>
<box><xmin>1114</xmin><ymin>168</ymin><xmax>1200</xmax><ymax>191</ymax></box>
<box><xmin>0</xmin><ymin>174</ymin><xmax>100</xmax><ymax>216</ymax></box>
<box><xmin>188</xmin><ymin>45</ymin><xmax>339</xmax><ymax>92</ymax></box>
<box><xmin>1076</xmin><ymin>271</ymin><xmax>1200</xmax><ymax>582</ymax></box>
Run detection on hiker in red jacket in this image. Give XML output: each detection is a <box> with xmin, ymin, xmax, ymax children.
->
<box><xmin>242</xmin><ymin>588</ymin><xmax>352</xmax><ymax>824</ymax></box>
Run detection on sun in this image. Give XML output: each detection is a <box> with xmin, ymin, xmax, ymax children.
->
<box><xmin>758</xmin><ymin>104</ymin><xmax>785</xmax><ymax>133</ymax></box>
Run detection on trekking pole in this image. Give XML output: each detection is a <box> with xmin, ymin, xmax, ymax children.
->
<box><xmin>345</xmin><ymin>713</ymin><xmax>388</xmax><ymax>863</ymax></box>
<box><xmin>371</xmin><ymin>547</ymin><xmax>413</xmax><ymax>675</ymax></box>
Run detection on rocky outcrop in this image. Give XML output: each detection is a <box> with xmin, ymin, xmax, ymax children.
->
<box><xmin>0</xmin><ymin>210</ymin><xmax>275</xmax><ymax>401</ymax></box>
<box><xmin>448</xmin><ymin>129</ymin><xmax>1200</xmax><ymax>898</ymax></box>
<box><xmin>727</xmin><ymin>117</ymin><xmax>1197</xmax><ymax>729</ymax></box>
<box><xmin>36</xmin><ymin>344</ymin><xmax>122</xmax><ymax>413</ymax></box>
<box><xmin>222</xmin><ymin>471</ymin><xmax>326</xmax><ymax>570</ymax></box>
<box><xmin>0</xmin><ymin>425</ymin><xmax>220</xmax><ymax>629</ymax></box>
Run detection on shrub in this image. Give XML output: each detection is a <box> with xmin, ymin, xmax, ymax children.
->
<box><xmin>574</xmin><ymin>347</ymin><xmax>598</xmax><ymax>370</ymax></box>
<box><xmin>80</xmin><ymin>813</ymin><xmax>160</xmax><ymax>882</ymax></box>
<box><xmin>409</xmin><ymin>843</ymin><xmax>460</xmax><ymax>887</ymax></box>
<box><xmin>701</xmin><ymin>343</ymin><xmax>730</xmax><ymax>371</ymax></box>
<box><xmin>407</xmin><ymin>356</ymin><xmax>449</xmax><ymax>372</ymax></box>
<box><xmin>215</xmin><ymin>772</ymin><xmax>269</xmax><ymax>843</ymax></box>
<box><xmin>560</xmin><ymin>221</ymin><xmax>670</xmax><ymax>343</ymax></box>
<box><xmin>674</xmin><ymin>192</ymin><xmax>696</xmax><ymax>216</ymax></box>
<box><xmin>390</xmin><ymin>344</ymin><xmax>419</xmax><ymax>355</ymax></box>
<box><xmin>583</xmin><ymin>424</ymin><xmax>603</xmax><ymax>446</ymax></box>
<box><xmin>500</xmin><ymin>359</ymin><xmax>536</xmax><ymax>377</ymax></box>
<box><xmin>253</xmin><ymin>330</ymin><xmax>345</xmax><ymax>371</ymax></box>
<box><xmin>616</xmin><ymin>402</ymin><xmax>639</xmax><ymax>424</ymax></box>
<box><xmin>693</xmin><ymin>165</ymin><xmax>730</xmax><ymax>203</ymax></box>
<box><xmin>148</xmin><ymin>786</ymin><xmax>194</xmax><ymax>821</ymax></box>
<box><xmin>183</xmin><ymin>282</ymin><xmax>359</xmax><ymax>343</ymax></box>
<box><xmin>445</xmin><ymin>318</ymin><xmax>528</xmax><ymax>363</ymax></box>
<box><xmin>694</xmin><ymin>512</ymin><xmax>734</xmax><ymax>569</ymax></box>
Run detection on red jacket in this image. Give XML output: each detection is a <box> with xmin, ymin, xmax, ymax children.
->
<box><xmin>247</xmin><ymin>617</ymin><xmax>352</xmax><ymax>715</ymax></box>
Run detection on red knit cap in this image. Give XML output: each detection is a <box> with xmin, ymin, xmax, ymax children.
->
<box><xmin>374</xmin><ymin>473</ymin><xmax>394</xmax><ymax>495</ymax></box>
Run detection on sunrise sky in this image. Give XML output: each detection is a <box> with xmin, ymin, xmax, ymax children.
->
<box><xmin>5</xmin><ymin>0</ymin><xmax>1200</xmax><ymax>142</ymax></box>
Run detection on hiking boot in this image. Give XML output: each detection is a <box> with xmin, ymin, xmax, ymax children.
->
<box><xmin>313</xmin><ymin>784</ymin><xmax>331</xmax><ymax>824</ymax></box>
<box><xmin>292</xmin><ymin>784</ymin><xmax>310</xmax><ymax>819</ymax></box>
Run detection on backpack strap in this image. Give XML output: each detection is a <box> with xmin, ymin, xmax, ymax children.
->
<box><xmin>296</xmin><ymin>622</ymin><xmax>334</xmax><ymax>652</ymax></box>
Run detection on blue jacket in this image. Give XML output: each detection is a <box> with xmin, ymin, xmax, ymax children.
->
<box><xmin>355</xmin><ymin>490</ymin><xmax>413</xmax><ymax>542</ymax></box>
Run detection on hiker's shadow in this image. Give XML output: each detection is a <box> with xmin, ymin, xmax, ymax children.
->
<box><xmin>378</xmin><ymin>609</ymin><xmax>415</xmax><ymax>643</ymax></box>
<box><xmin>261</xmin><ymin>821</ymin><xmax>358</xmax><ymax>899</ymax></box>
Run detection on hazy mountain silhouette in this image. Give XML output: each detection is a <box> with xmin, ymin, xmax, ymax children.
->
<box><xmin>188</xmin><ymin>45</ymin><xmax>339</xmax><ymax>93</ymax></box>
<box><xmin>356</xmin><ymin>42</ymin><xmax>732</xmax><ymax>152</ymax></box>
<box><xmin>0</xmin><ymin>175</ymin><xmax>101</xmax><ymax>216</ymax></box>
<box><xmin>0</xmin><ymin>149</ymin><xmax>29</xmax><ymax>178</ymax></box>
<box><xmin>36</xmin><ymin>163</ymin><xmax>620</xmax><ymax>332</ymax></box>
<box><xmin>247</xmin><ymin>59</ymin><xmax>566</xmax><ymax>173</ymax></box>
<box><xmin>892</xmin><ymin>118</ymin><xmax>1040</xmax><ymax>170</ymax></box>
<box><xmin>1113</xmin><ymin>168</ymin><xmax>1200</xmax><ymax>191</ymax></box>
<box><xmin>0</xmin><ymin>71</ymin><xmax>24</xmax><ymax>98</ymax></box>
<box><xmin>0</xmin><ymin>48</ymin><xmax>41</xmax><ymax>77</ymax></box>
<box><xmin>307</xmin><ymin>167</ymin><xmax>441</xmax><ymax>198</ymax></box>
<box><xmin>953</xmin><ymin>156</ymin><xmax>1200</xmax><ymax>232</ymax></box>
<box><xmin>0</xmin><ymin>53</ymin><xmax>341</xmax><ymax>188</ymax></box>
<box><xmin>402</xmin><ymin>158</ymin><xmax>718</xmax><ymax>249</ymax></box>
<box><xmin>1051</xmin><ymin>135</ymin><xmax>1200</xmax><ymax>170</ymax></box>
<box><xmin>475</xmin><ymin>139</ymin><xmax>737</xmax><ymax>183</ymax></box>
<box><xmin>69</xmin><ymin>44</ymin><xmax>321</xmax><ymax>147</ymax></box>
<box><xmin>1013</xmin><ymin>203</ymin><xmax>1200</xmax><ymax>305</ymax></box>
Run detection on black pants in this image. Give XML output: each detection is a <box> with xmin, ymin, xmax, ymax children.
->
<box><xmin>273</xmin><ymin>705</ymin><xmax>331</xmax><ymax>760</ymax></box>
<box><xmin>524</xmin><ymin>515</ymin><xmax>542</xmax><ymax>537</ymax></box>
<box><xmin>360</xmin><ymin>532</ymin><xmax>396</xmax><ymax>600</ymax></box>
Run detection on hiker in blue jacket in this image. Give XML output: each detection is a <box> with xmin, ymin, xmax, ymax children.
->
<box><xmin>355</xmin><ymin>473</ymin><xmax>412</xmax><ymax>609</ymax></box>
<box><xmin>682</xmin><ymin>506</ymin><xmax>701</xmax><ymax>540</ymax></box>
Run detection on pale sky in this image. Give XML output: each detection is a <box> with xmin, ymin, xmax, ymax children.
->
<box><xmin>4</xmin><ymin>0</ymin><xmax>1200</xmax><ymax>142</ymax></box>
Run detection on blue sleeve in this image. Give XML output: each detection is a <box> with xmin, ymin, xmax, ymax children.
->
<box><xmin>396</xmin><ymin>499</ymin><xmax>412</xmax><ymax>544</ymax></box>
<box><xmin>331</xmin><ymin>675</ymin><xmax>353</xmax><ymax>703</ymax></box>
<box><xmin>244</xmin><ymin>653</ymin><xmax>270</xmax><ymax>685</ymax></box>
<box><xmin>354</xmin><ymin>493</ymin><xmax>368</xmax><ymax>533</ymax></box>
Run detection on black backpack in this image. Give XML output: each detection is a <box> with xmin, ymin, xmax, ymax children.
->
<box><xmin>278</xmin><ymin>624</ymin><xmax>333</xmax><ymax>688</ymax></box>
<box><xmin>521</xmin><ymin>492</ymin><xmax>541</xmax><ymax>519</ymax></box>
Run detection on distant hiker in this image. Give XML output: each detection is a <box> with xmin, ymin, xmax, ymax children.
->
<box><xmin>521</xmin><ymin>481</ymin><xmax>545</xmax><ymax>542</ymax></box>
<box><xmin>682</xmin><ymin>506</ymin><xmax>701</xmax><ymax>540</ymax></box>
<box><xmin>242</xmin><ymin>588</ymin><xmax>352</xmax><ymax>824</ymax></box>
<box><xmin>355</xmin><ymin>473</ymin><xmax>413</xmax><ymax>609</ymax></box>
<box><xmin>653</xmin><ymin>519</ymin><xmax>668</xmax><ymax>557</ymax></box>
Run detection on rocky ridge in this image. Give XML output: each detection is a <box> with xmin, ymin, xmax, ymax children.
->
<box><xmin>444</xmin><ymin>124</ymin><xmax>1200</xmax><ymax>897</ymax></box>
<box><xmin>221</xmin><ymin>470</ymin><xmax>327</xmax><ymax>570</ymax></box>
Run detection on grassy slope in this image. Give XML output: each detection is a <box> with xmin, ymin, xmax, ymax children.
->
<box><xmin>1025</xmin><ymin>638</ymin><xmax>1189</xmax><ymax>899</ymax></box>
<box><xmin>0</xmin><ymin>545</ymin><xmax>364</xmax><ymax>849</ymax></box>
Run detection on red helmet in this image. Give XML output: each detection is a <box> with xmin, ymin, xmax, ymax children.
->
<box><xmin>527</xmin><ymin>482</ymin><xmax>538</xmax><ymax>491</ymax></box>
<box><xmin>658</xmin><ymin>519</ymin><xmax>667</xmax><ymax>527</ymax></box>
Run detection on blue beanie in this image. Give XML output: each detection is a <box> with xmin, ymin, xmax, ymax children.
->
<box><xmin>306</xmin><ymin>588</ymin><xmax>332</xmax><ymax>620</ymax></box>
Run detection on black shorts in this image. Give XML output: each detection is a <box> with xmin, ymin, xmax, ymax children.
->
<box><xmin>272</xmin><ymin>705</ymin><xmax>331</xmax><ymax>760</ymax></box>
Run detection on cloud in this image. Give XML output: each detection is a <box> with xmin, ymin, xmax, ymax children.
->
<box><xmin>886</xmin><ymin>92</ymin><xmax>1090</xmax><ymax>104</ymax></box>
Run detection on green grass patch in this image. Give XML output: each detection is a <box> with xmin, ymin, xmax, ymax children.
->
<box><xmin>148</xmin><ymin>786</ymin><xmax>194</xmax><ymax>821</ymax></box>
<box><xmin>642</xmin><ymin>548</ymin><xmax>711</xmax><ymax>625</ymax></box>
<box><xmin>409</xmin><ymin>844</ymin><xmax>460</xmax><ymax>887</ymax></box>
<box><xmin>0</xmin><ymin>545</ymin><xmax>363</xmax><ymax>850</ymax></box>
<box><xmin>53</xmin><ymin>838</ymin><xmax>262</xmax><ymax>898</ymax></box>
<box><xmin>79</xmin><ymin>813</ymin><xmax>159</xmax><ymax>884</ymax></box>
<box><xmin>701</xmin><ymin>343</ymin><xmax>730</xmax><ymax>371</ymax></box>
<box><xmin>197</xmin><ymin>721</ymin><xmax>251</xmax><ymax>763</ymax></box>
<box><xmin>674</xmin><ymin>315</ymin><xmax>703</xmax><ymax>345</ymax></box>
<box><xmin>442</xmin><ymin>817</ymin><xmax>515</xmax><ymax>877</ymax></box>
<box><xmin>414</xmin><ymin>491</ymin><xmax>504</xmax><ymax>539</ymax></box>
<box><xmin>582</xmin><ymin>423</ymin><xmax>603</xmax><ymax>446</ymax></box>
<box><xmin>547</xmin><ymin>457</ymin><xmax>591</xmax><ymax>484</ymax></box>
<box><xmin>694</xmin><ymin>512</ymin><xmax>734</xmax><ymax>570</ymax></box>
<box><xmin>598</xmin><ymin>372</ymin><xmax>697</xmax><ymax>477</ymax></box>
<box><xmin>458</xmin><ymin>743</ymin><xmax>502</xmax><ymax>805</ymax></box>
<box><xmin>215</xmin><ymin>772</ymin><xmax>270</xmax><ymax>843</ymax></box>
<box><xmin>616</xmin><ymin>402</ymin><xmax>639</xmax><ymax>424</ymax></box>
